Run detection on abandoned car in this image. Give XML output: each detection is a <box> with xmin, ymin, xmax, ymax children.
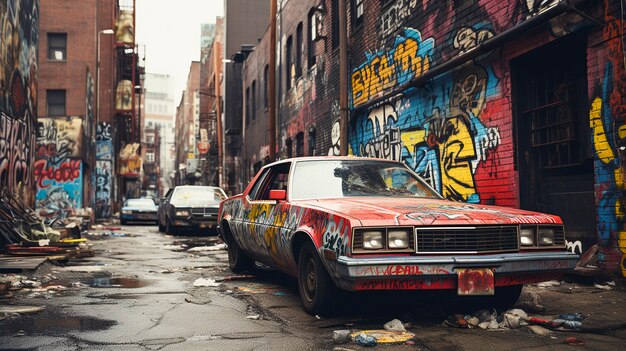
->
<box><xmin>158</xmin><ymin>185</ymin><xmax>227</xmax><ymax>235</ymax></box>
<box><xmin>218</xmin><ymin>157</ymin><xmax>579</xmax><ymax>314</ymax></box>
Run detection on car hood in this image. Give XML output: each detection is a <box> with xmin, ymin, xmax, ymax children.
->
<box><xmin>300</xmin><ymin>197</ymin><xmax>562</xmax><ymax>226</ymax></box>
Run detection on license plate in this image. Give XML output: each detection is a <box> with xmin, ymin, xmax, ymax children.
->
<box><xmin>457</xmin><ymin>268</ymin><xmax>494</xmax><ymax>296</ymax></box>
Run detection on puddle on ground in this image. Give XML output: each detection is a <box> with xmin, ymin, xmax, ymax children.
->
<box><xmin>0</xmin><ymin>315</ymin><xmax>115</xmax><ymax>335</ymax></box>
<box><xmin>89</xmin><ymin>277</ymin><xmax>151</xmax><ymax>288</ymax></box>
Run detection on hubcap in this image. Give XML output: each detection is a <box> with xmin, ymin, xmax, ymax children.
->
<box><xmin>304</xmin><ymin>259</ymin><xmax>316</xmax><ymax>301</ymax></box>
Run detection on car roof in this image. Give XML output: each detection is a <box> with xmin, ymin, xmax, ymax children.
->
<box><xmin>262</xmin><ymin>156</ymin><xmax>404</xmax><ymax>169</ymax></box>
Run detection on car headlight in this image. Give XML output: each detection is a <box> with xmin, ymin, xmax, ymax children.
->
<box><xmin>176</xmin><ymin>210</ymin><xmax>190</xmax><ymax>217</ymax></box>
<box><xmin>388</xmin><ymin>229</ymin><xmax>410</xmax><ymax>249</ymax></box>
<box><xmin>122</xmin><ymin>210</ymin><xmax>132</xmax><ymax>215</ymax></box>
<box><xmin>538</xmin><ymin>228</ymin><xmax>555</xmax><ymax>246</ymax></box>
<box><xmin>520</xmin><ymin>227</ymin><xmax>535</xmax><ymax>246</ymax></box>
<box><xmin>363</xmin><ymin>230</ymin><xmax>384</xmax><ymax>250</ymax></box>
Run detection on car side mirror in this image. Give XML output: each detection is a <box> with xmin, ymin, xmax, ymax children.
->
<box><xmin>269</xmin><ymin>189</ymin><xmax>286</xmax><ymax>201</ymax></box>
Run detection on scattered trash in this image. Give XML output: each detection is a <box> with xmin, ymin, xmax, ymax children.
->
<box><xmin>354</xmin><ymin>333</ymin><xmax>377</xmax><ymax>347</ymax></box>
<box><xmin>502</xmin><ymin>309</ymin><xmax>529</xmax><ymax>329</ymax></box>
<box><xmin>552</xmin><ymin>319</ymin><xmax>582</xmax><ymax>329</ymax></box>
<box><xmin>564</xmin><ymin>336</ymin><xmax>585</xmax><ymax>346</ymax></box>
<box><xmin>216</xmin><ymin>274</ymin><xmax>256</xmax><ymax>282</ymax></box>
<box><xmin>593</xmin><ymin>283</ymin><xmax>612</xmax><ymax>291</ymax></box>
<box><xmin>187</xmin><ymin>244</ymin><xmax>226</xmax><ymax>252</ymax></box>
<box><xmin>557</xmin><ymin>313</ymin><xmax>585</xmax><ymax>322</ymax></box>
<box><xmin>193</xmin><ymin>278</ymin><xmax>221</xmax><ymax>287</ymax></box>
<box><xmin>444</xmin><ymin>314</ymin><xmax>469</xmax><ymax>328</ymax></box>
<box><xmin>528</xmin><ymin>325</ymin><xmax>552</xmax><ymax>336</ymax></box>
<box><xmin>332</xmin><ymin>329</ymin><xmax>351</xmax><ymax>344</ymax></box>
<box><xmin>405</xmin><ymin>340</ymin><xmax>415</xmax><ymax>345</ymax></box>
<box><xmin>349</xmin><ymin>330</ymin><xmax>415</xmax><ymax>344</ymax></box>
<box><xmin>537</xmin><ymin>280</ymin><xmax>562</xmax><ymax>288</ymax></box>
<box><xmin>383</xmin><ymin>318</ymin><xmax>406</xmax><ymax>332</ymax></box>
<box><xmin>332</xmin><ymin>347</ymin><xmax>355</xmax><ymax>351</ymax></box>
<box><xmin>245</xmin><ymin>315</ymin><xmax>261</xmax><ymax>320</ymax></box>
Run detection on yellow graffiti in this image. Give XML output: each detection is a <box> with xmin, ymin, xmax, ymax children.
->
<box><xmin>400</xmin><ymin>129</ymin><xmax>427</xmax><ymax>150</ymax></box>
<box><xmin>589</xmin><ymin>97</ymin><xmax>615</xmax><ymax>163</ymax></box>
<box><xmin>393</xmin><ymin>38</ymin><xmax>430</xmax><ymax>83</ymax></box>
<box><xmin>440</xmin><ymin>118</ymin><xmax>476</xmax><ymax>201</ymax></box>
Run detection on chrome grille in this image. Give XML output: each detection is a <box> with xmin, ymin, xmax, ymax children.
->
<box><xmin>553</xmin><ymin>226</ymin><xmax>565</xmax><ymax>245</ymax></box>
<box><xmin>416</xmin><ymin>226</ymin><xmax>519</xmax><ymax>253</ymax></box>
<box><xmin>191</xmin><ymin>207</ymin><xmax>218</xmax><ymax>218</ymax></box>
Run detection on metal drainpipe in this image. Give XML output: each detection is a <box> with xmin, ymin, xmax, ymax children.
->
<box><xmin>338</xmin><ymin>0</ymin><xmax>349</xmax><ymax>155</ymax></box>
<box><xmin>351</xmin><ymin>0</ymin><xmax>578</xmax><ymax>115</ymax></box>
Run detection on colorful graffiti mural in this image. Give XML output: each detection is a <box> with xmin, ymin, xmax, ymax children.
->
<box><xmin>0</xmin><ymin>0</ymin><xmax>39</xmax><ymax>202</ymax></box>
<box><xmin>34</xmin><ymin>117</ymin><xmax>85</xmax><ymax>216</ymax></box>
<box><xmin>589</xmin><ymin>0</ymin><xmax>626</xmax><ymax>275</ymax></box>
<box><xmin>351</xmin><ymin>54</ymin><xmax>501</xmax><ymax>203</ymax></box>
<box><xmin>351</xmin><ymin>28</ymin><xmax>434</xmax><ymax>107</ymax></box>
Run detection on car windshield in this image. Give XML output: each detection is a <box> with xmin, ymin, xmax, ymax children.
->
<box><xmin>171</xmin><ymin>187</ymin><xmax>226</xmax><ymax>206</ymax></box>
<box><xmin>125</xmin><ymin>198</ymin><xmax>156</xmax><ymax>208</ymax></box>
<box><xmin>290</xmin><ymin>159</ymin><xmax>440</xmax><ymax>200</ymax></box>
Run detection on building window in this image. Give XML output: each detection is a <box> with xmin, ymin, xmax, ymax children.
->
<box><xmin>286</xmin><ymin>35</ymin><xmax>293</xmax><ymax>91</ymax></box>
<box><xmin>296</xmin><ymin>22</ymin><xmax>303</xmax><ymax>78</ymax></box>
<box><xmin>47</xmin><ymin>90</ymin><xmax>66</xmax><ymax>116</ymax></box>
<box><xmin>353</xmin><ymin>0</ymin><xmax>364</xmax><ymax>27</ymax></box>
<box><xmin>296</xmin><ymin>132</ymin><xmax>304</xmax><ymax>157</ymax></box>
<box><xmin>48</xmin><ymin>33</ymin><xmax>67</xmax><ymax>60</ymax></box>
<box><xmin>251</xmin><ymin>80</ymin><xmax>257</xmax><ymax>121</ymax></box>
<box><xmin>331</xmin><ymin>0</ymin><xmax>339</xmax><ymax>49</ymax></box>
<box><xmin>286</xmin><ymin>138</ymin><xmax>293</xmax><ymax>158</ymax></box>
<box><xmin>146</xmin><ymin>153</ymin><xmax>155</xmax><ymax>163</ymax></box>
<box><xmin>308</xmin><ymin>10</ymin><xmax>317</xmax><ymax>68</ymax></box>
<box><xmin>264</xmin><ymin>64</ymin><xmax>269</xmax><ymax>108</ymax></box>
<box><xmin>245</xmin><ymin>86</ymin><xmax>250</xmax><ymax>126</ymax></box>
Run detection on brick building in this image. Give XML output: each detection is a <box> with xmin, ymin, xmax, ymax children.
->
<box><xmin>175</xmin><ymin>61</ymin><xmax>200</xmax><ymax>185</ymax></box>
<box><xmin>238</xmin><ymin>0</ymin><xmax>626</xmax><ymax>278</ymax></box>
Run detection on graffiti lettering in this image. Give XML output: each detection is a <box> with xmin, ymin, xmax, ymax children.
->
<box><xmin>0</xmin><ymin>113</ymin><xmax>33</xmax><ymax>194</ymax></box>
<box><xmin>34</xmin><ymin>159</ymin><xmax>81</xmax><ymax>189</ymax></box>
<box><xmin>352</xmin><ymin>28</ymin><xmax>434</xmax><ymax>107</ymax></box>
<box><xmin>565</xmin><ymin>239</ymin><xmax>582</xmax><ymax>255</ymax></box>
<box><xmin>378</xmin><ymin>0</ymin><xmax>418</xmax><ymax>40</ymax></box>
<box><xmin>96</xmin><ymin>122</ymin><xmax>112</xmax><ymax>141</ymax></box>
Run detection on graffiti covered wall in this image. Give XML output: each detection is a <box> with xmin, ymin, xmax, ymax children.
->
<box><xmin>0</xmin><ymin>0</ymin><xmax>39</xmax><ymax>202</ymax></box>
<box><xmin>34</xmin><ymin>117</ymin><xmax>84</xmax><ymax>215</ymax></box>
<box><xmin>588</xmin><ymin>0</ymin><xmax>626</xmax><ymax>275</ymax></box>
<box><xmin>95</xmin><ymin>122</ymin><xmax>113</xmax><ymax>218</ymax></box>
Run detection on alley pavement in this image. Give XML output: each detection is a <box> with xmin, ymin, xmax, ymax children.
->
<box><xmin>0</xmin><ymin>224</ymin><xmax>625</xmax><ymax>350</ymax></box>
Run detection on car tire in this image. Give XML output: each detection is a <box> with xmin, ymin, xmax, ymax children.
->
<box><xmin>166</xmin><ymin>218</ymin><xmax>176</xmax><ymax>235</ymax></box>
<box><xmin>297</xmin><ymin>242</ymin><xmax>336</xmax><ymax>315</ymax></box>
<box><xmin>158</xmin><ymin>218</ymin><xmax>165</xmax><ymax>232</ymax></box>
<box><xmin>227</xmin><ymin>234</ymin><xmax>254</xmax><ymax>273</ymax></box>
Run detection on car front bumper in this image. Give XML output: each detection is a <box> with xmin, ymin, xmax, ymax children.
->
<box><xmin>332</xmin><ymin>251</ymin><xmax>579</xmax><ymax>291</ymax></box>
<box><xmin>121</xmin><ymin>213</ymin><xmax>158</xmax><ymax>222</ymax></box>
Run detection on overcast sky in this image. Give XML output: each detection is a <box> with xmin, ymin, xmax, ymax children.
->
<box><xmin>136</xmin><ymin>0</ymin><xmax>224</xmax><ymax>103</ymax></box>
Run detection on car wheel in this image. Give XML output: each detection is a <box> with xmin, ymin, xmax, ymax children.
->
<box><xmin>227</xmin><ymin>234</ymin><xmax>254</xmax><ymax>273</ymax></box>
<box><xmin>158</xmin><ymin>218</ymin><xmax>165</xmax><ymax>232</ymax></box>
<box><xmin>297</xmin><ymin>242</ymin><xmax>336</xmax><ymax>315</ymax></box>
<box><xmin>166</xmin><ymin>218</ymin><xmax>176</xmax><ymax>235</ymax></box>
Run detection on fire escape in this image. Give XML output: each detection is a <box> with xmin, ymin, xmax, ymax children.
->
<box><xmin>114</xmin><ymin>0</ymin><xmax>145</xmax><ymax>200</ymax></box>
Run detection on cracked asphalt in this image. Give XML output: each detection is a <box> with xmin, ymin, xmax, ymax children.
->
<box><xmin>1</xmin><ymin>224</ymin><xmax>626</xmax><ymax>350</ymax></box>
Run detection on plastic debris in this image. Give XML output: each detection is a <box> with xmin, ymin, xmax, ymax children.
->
<box><xmin>552</xmin><ymin>319</ymin><xmax>582</xmax><ymax>329</ymax></box>
<box><xmin>564</xmin><ymin>337</ymin><xmax>585</xmax><ymax>346</ymax></box>
<box><xmin>354</xmin><ymin>333</ymin><xmax>377</xmax><ymax>347</ymax></box>
<box><xmin>593</xmin><ymin>283</ymin><xmax>612</xmax><ymax>291</ymax></box>
<box><xmin>383</xmin><ymin>318</ymin><xmax>406</xmax><ymax>332</ymax></box>
<box><xmin>502</xmin><ymin>309</ymin><xmax>529</xmax><ymax>329</ymax></box>
<box><xmin>349</xmin><ymin>330</ymin><xmax>415</xmax><ymax>344</ymax></box>
<box><xmin>245</xmin><ymin>315</ymin><xmax>260</xmax><ymax>320</ymax></box>
<box><xmin>528</xmin><ymin>325</ymin><xmax>552</xmax><ymax>336</ymax></box>
<box><xmin>332</xmin><ymin>330</ymin><xmax>351</xmax><ymax>344</ymax></box>
<box><xmin>537</xmin><ymin>280</ymin><xmax>561</xmax><ymax>288</ymax></box>
<box><xmin>557</xmin><ymin>313</ymin><xmax>584</xmax><ymax>322</ymax></box>
<box><xmin>193</xmin><ymin>278</ymin><xmax>221</xmax><ymax>287</ymax></box>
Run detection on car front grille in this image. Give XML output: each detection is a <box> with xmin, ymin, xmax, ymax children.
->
<box><xmin>191</xmin><ymin>207</ymin><xmax>218</xmax><ymax>219</ymax></box>
<box><xmin>416</xmin><ymin>226</ymin><xmax>519</xmax><ymax>253</ymax></box>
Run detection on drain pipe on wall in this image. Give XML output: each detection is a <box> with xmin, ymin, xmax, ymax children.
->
<box><xmin>339</xmin><ymin>0</ymin><xmax>349</xmax><ymax>156</ymax></box>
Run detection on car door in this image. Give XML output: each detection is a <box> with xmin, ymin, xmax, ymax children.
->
<box><xmin>240</xmin><ymin>162</ymin><xmax>291</xmax><ymax>263</ymax></box>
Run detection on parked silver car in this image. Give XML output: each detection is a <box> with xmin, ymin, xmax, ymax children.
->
<box><xmin>158</xmin><ymin>185</ymin><xmax>227</xmax><ymax>235</ymax></box>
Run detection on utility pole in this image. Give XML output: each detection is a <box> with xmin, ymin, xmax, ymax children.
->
<box><xmin>338</xmin><ymin>0</ymin><xmax>349</xmax><ymax>155</ymax></box>
<box><xmin>268</xmin><ymin>0</ymin><xmax>277</xmax><ymax>161</ymax></box>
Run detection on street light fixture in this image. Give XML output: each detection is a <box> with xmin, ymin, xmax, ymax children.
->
<box><xmin>95</xmin><ymin>29</ymin><xmax>114</xmax><ymax>141</ymax></box>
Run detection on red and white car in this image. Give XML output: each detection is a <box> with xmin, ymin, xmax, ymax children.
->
<box><xmin>218</xmin><ymin>157</ymin><xmax>578</xmax><ymax>314</ymax></box>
